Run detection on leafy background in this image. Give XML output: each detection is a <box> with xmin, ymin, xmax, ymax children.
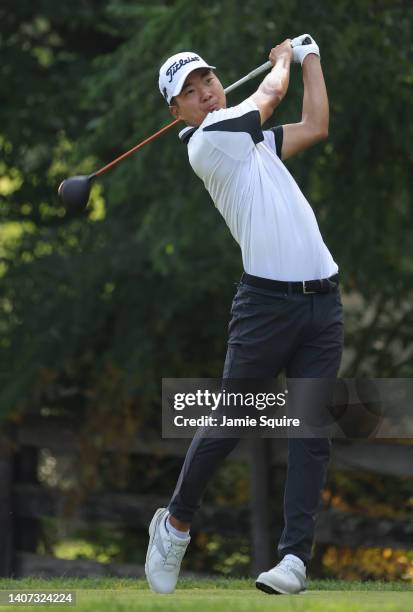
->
<box><xmin>1</xmin><ymin>0</ymin><xmax>412</xmax><ymax>580</ymax></box>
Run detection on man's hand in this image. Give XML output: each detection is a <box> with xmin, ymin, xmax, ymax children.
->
<box><xmin>269</xmin><ymin>39</ymin><xmax>293</xmax><ymax>67</ymax></box>
<box><xmin>291</xmin><ymin>34</ymin><xmax>320</xmax><ymax>65</ymax></box>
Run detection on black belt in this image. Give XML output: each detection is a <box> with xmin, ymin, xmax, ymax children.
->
<box><xmin>241</xmin><ymin>272</ymin><xmax>339</xmax><ymax>294</ymax></box>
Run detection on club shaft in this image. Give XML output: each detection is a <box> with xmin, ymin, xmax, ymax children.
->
<box><xmin>94</xmin><ymin>118</ymin><xmax>181</xmax><ymax>177</ymax></box>
<box><xmin>223</xmin><ymin>61</ymin><xmax>272</xmax><ymax>94</ymax></box>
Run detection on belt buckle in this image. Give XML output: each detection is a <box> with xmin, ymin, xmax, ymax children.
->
<box><xmin>302</xmin><ymin>281</ymin><xmax>316</xmax><ymax>294</ymax></box>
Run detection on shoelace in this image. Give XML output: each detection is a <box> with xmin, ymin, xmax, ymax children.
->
<box><xmin>277</xmin><ymin>558</ymin><xmax>302</xmax><ymax>575</ymax></box>
<box><xmin>163</xmin><ymin>539</ymin><xmax>187</xmax><ymax>568</ymax></box>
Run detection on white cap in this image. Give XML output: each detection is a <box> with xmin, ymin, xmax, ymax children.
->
<box><xmin>159</xmin><ymin>51</ymin><xmax>216</xmax><ymax>104</ymax></box>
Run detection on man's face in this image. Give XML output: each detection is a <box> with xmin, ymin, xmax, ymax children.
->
<box><xmin>170</xmin><ymin>68</ymin><xmax>226</xmax><ymax>127</ymax></box>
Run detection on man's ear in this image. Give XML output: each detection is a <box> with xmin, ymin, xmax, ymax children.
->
<box><xmin>169</xmin><ymin>103</ymin><xmax>180</xmax><ymax>120</ymax></box>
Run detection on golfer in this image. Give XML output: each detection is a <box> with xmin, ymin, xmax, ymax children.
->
<box><xmin>146</xmin><ymin>34</ymin><xmax>343</xmax><ymax>595</ymax></box>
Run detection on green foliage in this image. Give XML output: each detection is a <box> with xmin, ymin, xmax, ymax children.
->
<box><xmin>1</xmin><ymin>2</ymin><xmax>412</xmax><ymax>424</ymax></box>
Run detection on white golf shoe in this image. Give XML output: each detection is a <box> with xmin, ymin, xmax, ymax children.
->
<box><xmin>145</xmin><ymin>508</ymin><xmax>190</xmax><ymax>594</ymax></box>
<box><xmin>256</xmin><ymin>554</ymin><xmax>306</xmax><ymax>595</ymax></box>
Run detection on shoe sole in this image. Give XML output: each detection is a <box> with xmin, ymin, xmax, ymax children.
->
<box><xmin>145</xmin><ymin>507</ymin><xmax>167</xmax><ymax>592</ymax></box>
<box><xmin>256</xmin><ymin>580</ymin><xmax>305</xmax><ymax>595</ymax></box>
<box><xmin>256</xmin><ymin>581</ymin><xmax>284</xmax><ymax>595</ymax></box>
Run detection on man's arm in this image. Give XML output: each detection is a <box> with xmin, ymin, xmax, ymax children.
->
<box><xmin>248</xmin><ymin>40</ymin><xmax>292</xmax><ymax>125</ymax></box>
<box><xmin>280</xmin><ymin>54</ymin><xmax>329</xmax><ymax>160</ymax></box>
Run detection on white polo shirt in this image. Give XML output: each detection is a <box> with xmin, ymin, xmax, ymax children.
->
<box><xmin>180</xmin><ymin>99</ymin><xmax>338</xmax><ymax>282</ymax></box>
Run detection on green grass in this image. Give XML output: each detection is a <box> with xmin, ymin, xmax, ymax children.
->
<box><xmin>0</xmin><ymin>578</ymin><xmax>411</xmax><ymax>611</ymax></box>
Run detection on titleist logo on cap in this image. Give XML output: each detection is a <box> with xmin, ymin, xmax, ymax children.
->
<box><xmin>166</xmin><ymin>55</ymin><xmax>200</xmax><ymax>83</ymax></box>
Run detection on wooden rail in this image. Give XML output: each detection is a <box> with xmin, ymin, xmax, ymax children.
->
<box><xmin>0</xmin><ymin>416</ymin><xmax>412</xmax><ymax>577</ymax></box>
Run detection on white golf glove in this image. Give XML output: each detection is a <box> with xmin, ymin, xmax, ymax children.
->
<box><xmin>291</xmin><ymin>34</ymin><xmax>320</xmax><ymax>65</ymax></box>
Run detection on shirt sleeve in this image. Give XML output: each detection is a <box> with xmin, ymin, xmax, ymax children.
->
<box><xmin>200</xmin><ymin>99</ymin><xmax>263</xmax><ymax>160</ymax></box>
<box><xmin>262</xmin><ymin>126</ymin><xmax>284</xmax><ymax>158</ymax></box>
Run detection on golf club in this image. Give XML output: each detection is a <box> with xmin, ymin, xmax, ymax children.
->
<box><xmin>58</xmin><ymin>37</ymin><xmax>312</xmax><ymax>212</ymax></box>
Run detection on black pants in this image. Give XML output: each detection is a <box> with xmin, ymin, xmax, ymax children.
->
<box><xmin>168</xmin><ymin>277</ymin><xmax>344</xmax><ymax>565</ymax></box>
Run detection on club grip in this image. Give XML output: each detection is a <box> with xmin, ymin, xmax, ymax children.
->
<box><xmin>224</xmin><ymin>36</ymin><xmax>314</xmax><ymax>94</ymax></box>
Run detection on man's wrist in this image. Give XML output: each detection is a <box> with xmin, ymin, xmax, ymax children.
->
<box><xmin>276</xmin><ymin>50</ymin><xmax>292</xmax><ymax>63</ymax></box>
<box><xmin>302</xmin><ymin>53</ymin><xmax>321</xmax><ymax>65</ymax></box>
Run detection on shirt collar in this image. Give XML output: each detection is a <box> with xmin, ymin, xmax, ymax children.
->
<box><xmin>178</xmin><ymin>126</ymin><xmax>199</xmax><ymax>144</ymax></box>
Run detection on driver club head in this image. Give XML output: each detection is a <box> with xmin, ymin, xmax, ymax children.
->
<box><xmin>58</xmin><ymin>174</ymin><xmax>95</xmax><ymax>212</ymax></box>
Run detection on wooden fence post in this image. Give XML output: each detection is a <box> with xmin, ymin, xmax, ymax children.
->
<box><xmin>0</xmin><ymin>424</ymin><xmax>15</xmax><ymax>576</ymax></box>
<box><xmin>249</xmin><ymin>438</ymin><xmax>271</xmax><ymax>575</ymax></box>
<box><xmin>15</xmin><ymin>445</ymin><xmax>40</xmax><ymax>553</ymax></box>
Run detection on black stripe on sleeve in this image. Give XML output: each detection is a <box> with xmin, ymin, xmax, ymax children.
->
<box><xmin>203</xmin><ymin>110</ymin><xmax>264</xmax><ymax>145</ymax></box>
<box><xmin>270</xmin><ymin>125</ymin><xmax>283</xmax><ymax>157</ymax></box>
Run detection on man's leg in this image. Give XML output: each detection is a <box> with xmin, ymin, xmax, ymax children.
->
<box><xmin>256</xmin><ymin>288</ymin><xmax>343</xmax><ymax>595</ymax></box>
<box><xmin>168</xmin><ymin>317</ymin><xmax>285</xmax><ymax>524</ymax></box>
<box><xmin>277</xmin><ymin>289</ymin><xmax>344</xmax><ymax>566</ymax></box>
<box><xmin>168</xmin><ymin>281</ymin><xmax>310</xmax><ymax>526</ymax></box>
